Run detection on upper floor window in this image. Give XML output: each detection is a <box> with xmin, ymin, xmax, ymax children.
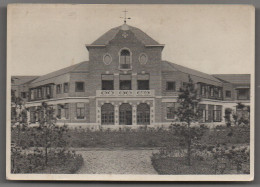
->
<box><xmin>37</xmin><ymin>88</ymin><xmax>42</xmax><ymax>98</ymax></box>
<box><xmin>237</xmin><ymin>88</ymin><xmax>250</xmax><ymax>100</ymax></box>
<box><xmin>138</xmin><ymin>80</ymin><xmax>149</xmax><ymax>90</ymax></box>
<box><xmin>56</xmin><ymin>84</ymin><xmax>62</xmax><ymax>94</ymax></box>
<box><xmin>64</xmin><ymin>82</ymin><xmax>69</xmax><ymax>93</ymax></box>
<box><xmin>119</xmin><ymin>49</ymin><xmax>131</xmax><ymax>69</ymax></box>
<box><xmin>102</xmin><ymin>74</ymin><xmax>114</xmax><ymax>90</ymax></box>
<box><xmin>166</xmin><ymin>81</ymin><xmax>176</xmax><ymax>91</ymax></box>
<box><xmin>120</xmin><ymin>80</ymin><xmax>131</xmax><ymax>90</ymax></box>
<box><xmin>226</xmin><ymin>90</ymin><xmax>231</xmax><ymax>98</ymax></box>
<box><xmin>218</xmin><ymin>88</ymin><xmax>222</xmax><ymax>98</ymax></box>
<box><xmin>75</xmin><ymin>82</ymin><xmax>85</xmax><ymax>92</ymax></box>
<box><xmin>210</xmin><ymin>87</ymin><xmax>214</xmax><ymax>97</ymax></box>
<box><xmin>21</xmin><ymin>92</ymin><xmax>27</xmax><ymax>99</ymax></box>
<box><xmin>201</xmin><ymin>85</ymin><xmax>206</xmax><ymax>96</ymax></box>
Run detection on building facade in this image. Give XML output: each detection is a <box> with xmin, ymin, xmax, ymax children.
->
<box><xmin>11</xmin><ymin>23</ymin><xmax>251</xmax><ymax>127</ymax></box>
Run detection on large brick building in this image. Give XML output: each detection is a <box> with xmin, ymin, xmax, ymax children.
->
<box><xmin>11</xmin><ymin>23</ymin><xmax>250</xmax><ymax>127</ymax></box>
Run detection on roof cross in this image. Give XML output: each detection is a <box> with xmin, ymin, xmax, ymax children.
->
<box><xmin>120</xmin><ymin>9</ymin><xmax>131</xmax><ymax>24</ymax></box>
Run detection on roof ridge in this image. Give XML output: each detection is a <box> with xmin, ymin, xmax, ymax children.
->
<box><xmin>31</xmin><ymin>61</ymin><xmax>89</xmax><ymax>84</ymax></box>
<box><xmin>162</xmin><ymin>60</ymin><xmax>221</xmax><ymax>83</ymax></box>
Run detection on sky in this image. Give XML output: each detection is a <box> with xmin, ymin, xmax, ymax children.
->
<box><xmin>8</xmin><ymin>4</ymin><xmax>254</xmax><ymax>76</ymax></box>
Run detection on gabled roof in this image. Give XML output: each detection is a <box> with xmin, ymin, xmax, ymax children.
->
<box><xmin>90</xmin><ymin>24</ymin><xmax>161</xmax><ymax>46</ymax></box>
<box><xmin>212</xmin><ymin>74</ymin><xmax>250</xmax><ymax>85</ymax></box>
<box><xmin>31</xmin><ymin>61</ymin><xmax>89</xmax><ymax>84</ymax></box>
<box><xmin>11</xmin><ymin>76</ymin><xmax>39</xmax><ymax>85</ymax></box>
<box><xmin>161</xmin><ymin>61</ymin><xmax>222</xmax><ymax>84</ymax></box>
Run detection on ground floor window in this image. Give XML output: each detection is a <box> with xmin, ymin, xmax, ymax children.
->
<box><xmin>30</xmin><ymin>107</ymin><xmax>36</xmax><ymax>123</ymax></box>
<box><xmin>76</xmin><ymin>103</ymin><xmax>85</xmax><ymax>119</ymax></box>
<box><xmin>214</xmin><ymin>110</ymin><xmax>222</xmax><ymax>122</ymax></box>
<box><xmin>166</xmin><ymin>102</ymin><xmax>175</xmax><ymax>119</ymax></box>
<box><xmin>11</xmin><ymin>107</ymin><xmax>16</xmax><ymax>121</ymax></box>
<box><xmin>64</xmin><ymin>103</ymin><xmax>69</xmax><ymax>119</ymax></box>
<box><xmin>101</xmin><ymin>103</ymin><xmax>114</xmax><ymax>125</ymax></box>
<box><xmin>137</xmin><ymin>103</ymin><xmax>150</xmax><ymax>125</ymax></box>
<box><xmin>57</xmin><ymin>105</ymin><xmax>62</xmax><ymax>119</ymax></box>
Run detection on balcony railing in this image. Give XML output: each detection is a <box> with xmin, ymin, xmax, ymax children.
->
<box><xmin>96</xmin><ymin>90</ymin><xmax>155</xmax><ymax>97</ymax></box>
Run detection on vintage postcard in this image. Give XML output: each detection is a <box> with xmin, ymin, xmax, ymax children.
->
<box><xmin>6</xmin><ymin>4</ymin><xmax>255</xmax><ymax>181</ymax></box>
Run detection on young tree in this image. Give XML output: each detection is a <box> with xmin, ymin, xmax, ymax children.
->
<box><xmin>175</xmin><ymin>75</ymin><xmax>201</xmax><ymax>166</ymax></box>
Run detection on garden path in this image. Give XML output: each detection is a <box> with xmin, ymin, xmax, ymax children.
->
<box><xmin>76</xmin><ymin>149</ymin><xmax>158</xmax><ymax>174</ymax></box>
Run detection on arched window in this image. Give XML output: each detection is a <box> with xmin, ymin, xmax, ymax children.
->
<box><xmin>137</xmin><ymin>103</ymin><xmax>150</xmax><ymax>125</ymax></box>
<box><xmin>101</xmin><ymin>103</ymin><xmax>114</xmax><ymax>125</ymax></box>
<box><xmin>119</xmin><ymin>49</ymin><xmax>131</xmax><ymax>69</ymax></box>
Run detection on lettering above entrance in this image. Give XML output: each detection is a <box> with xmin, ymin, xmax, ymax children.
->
<box><xmin>96</xmin><ymin>90</ymin><xmax>155</xmax><ymax>97</ymax></box>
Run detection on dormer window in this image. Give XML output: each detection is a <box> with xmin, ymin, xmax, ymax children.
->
<box><xmin>119</xmin><ymin>49</ymin><xmax>131</xmax><ymax>69</ymax></box>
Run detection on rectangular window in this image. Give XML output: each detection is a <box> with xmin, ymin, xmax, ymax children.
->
<box><xmin>102</xmin><ymin>80</ymin><xmax>114</xmax><ymax>90</ymax></box>
<box><xmin>201</xmin><ymin>85</ymin><xmax>206</xmax><ymax>96</ymax></box>
<box><xmin>57</xmin><ymin>105</ymin><xmax>61</xmax><ymax>119</ymax></box>
<box><xmin>42</xmin><ymin>87</ymin><xmax>46</xmax><ymax>98</ymax></box>
<box><xmin>225</xmin><ymin>90</ymin><xmax>231</xmax><ymax>98</ymax></box>
<box><xmin>56</xmin><ymin>84</ymin><xmax>62</xmax><ymax>94</ymax></box>
<box><xmin>218</xmin><ymin>88</ymin><xmax>222</xmax><ymax>98</ymax></box>
<box><xmin>64</xmin><ymin>83</ymin><xmax>69</xmax><ymax>93</ymax></box>
<box><xmin>21</xmin><ymin>92</ymin><xmax>26</xmax><ymax>99</ymax></box>
<box><xmin>210</xmin><ymin>87</ymin><xmax>214</xmax><ymax>97</ymax></box>
<box><xmin>137</xmin><ymin>80</ymin><xmax>149</xmax><ymax>90</ymax></box>
<box><xmin>64</xmin><ymin>103</ymin><xmax>69</xmax><ymax>119</ymax></box>
<box><xmin>46</xmin><ymin>86</ymin><xmax>51</xmax><ymax>96</ymax></box>
<box><xmin>214</xmin><ymin>110</ymin><xmax>222</xmax><ymax>122</ymax></box>
<box><xmin>75</xmin><ymin>82</ymin><xmax>85</xmax><ymax>92</ymax></box>
<box><xmin>37</xmin><ymin>88</ymin><xmax>42</xmax><ymax>98</ymax></box>
<box><xmin>120</xmin><ymin>80</ymin><xmax>132</xmax><ymax>90</ymax></box>
<box><xmin>166</xmin><ymin>102</ymin><xmax>175</xmax><ymax>119</ymax></box>
<box><xmin>30</xmin><ymin>107</ymin><xmax>36</xmax><ymax>123</ymax></box>
<box><xmin>166</xmin><ymin>81</ymin><xmax>176</xmax><ymax>91</ymax></box>
<box><xmin>30</xmin><ymin>90</ymin><xmax>34</xmax><ymax>100</ymax></box>
<box><xmin>76</xmin><ymin>103</ymin><xmax>85</xmax><ymax>119</ymax></box>
<box><xmin>237</xmin><ymin>88</ymin><xmax>250</xmax><ymax>100</ymax></box>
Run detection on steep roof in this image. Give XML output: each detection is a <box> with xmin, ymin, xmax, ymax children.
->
<box><xmin>161</xmin><ymin>61</ymin><xmax>222</xmax><ymax>84</ymax></box>
<box><xmin>11</xmin><ymin>76</ymin><xmax>39</xmax><ymax>86</ymax></box>
<box><xmin>212</xmin><ymin>74</ymin><xmax>250</xmax><ymax>85</ymax></box>
<box><xmin>31</xmin><ymin>61</ymin><xmax>89</xmax><ymax>84</ymax></box>
<box><xmin>91</xmin><ymin>24</ymin><xmax>160</xmax><ymax>46</ymax></box>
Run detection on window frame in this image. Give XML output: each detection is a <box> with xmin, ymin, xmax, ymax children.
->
<box><xmin>21</xmin><ymin>92</ymin><xmax>27</xmax><ymax>99</ymax></box>
<box><xmin>56</xmin><ymin>84</ymin><xmax>62</xmax><ymax>94</ymax></box>
<box><xmin>64</xmin><ymin>82</ymin><xmax>69</xmax><ymax>93</ymax></box>
<box><xmin>75</xmin><ymin>82</ymin><xmax>85</xmax><ymax>92</ymax></box>
<box><xmin>76</xmin><ymin>103</ymin><xmax>85</xmax><ymax>119</ymax></box>
<box><xmin>64</xmin><ymin>103</ymin><xmax>69</xmax><ymax>119</ymax></box>
<box><xmin>118</xmin><ymin>48</ymin><xmax>132</xmax><ymax>70</ymax></box>
<box><xmin>166</xmin><ymin>102</ymin><xmax>175</xmax><ymax>119</ymax></box>
<box><xmin>166</xmin><ymin>81</ymin><xmax>176</xmax><ymax>92</ymax></box>
<box><xmin>137</xmin><ymin>80</ymin><xmax>150</xmax><ymax>90</ymax></box>
<box><xmin>225</xmin><ymin>90</ymin><xmax>231</xmax><ymax>98</ymax></box>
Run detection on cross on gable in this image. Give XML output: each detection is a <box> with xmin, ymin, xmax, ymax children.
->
<box><xmin>120</xmin><ymin>9</ymin><xmax>131</xmax><ymax>24</ymax></box>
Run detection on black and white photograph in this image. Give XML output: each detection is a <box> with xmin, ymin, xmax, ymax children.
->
<box><xmin>6</xmin><ymin>4</ymin><xmax>255</xmax><ymax>181</ymax></box>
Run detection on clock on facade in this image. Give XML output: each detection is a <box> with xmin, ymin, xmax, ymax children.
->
<box><xmin>103</xmin><ymin>53</ymin><xmax>112</xmax><ymax>65</ymax></box>
<box><xmin>139</xmin><ymin>53</ymin><xmax>148</xmax><ymax>65</ymax></box>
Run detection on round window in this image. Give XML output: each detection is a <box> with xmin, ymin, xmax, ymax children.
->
<box><xmin>103</xmin><ymin>54</ymin><xmax>112</xmax><ymax>65</ymax></box>
<box><xmin>139</xmin><ymin>53</ymin><xmax>148</xmax><ymax>64</ymax></box>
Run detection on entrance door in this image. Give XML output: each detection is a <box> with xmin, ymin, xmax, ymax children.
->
<box><xmin>119</xmin><ymin>103</ymin><xmax>132</xmax><ymax>125</ymax></box>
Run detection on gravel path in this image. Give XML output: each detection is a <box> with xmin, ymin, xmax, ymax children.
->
<box><xmin>76</xmin><ymin>149</ymin><xmax>158</xmax><ymax>174</ymax></box>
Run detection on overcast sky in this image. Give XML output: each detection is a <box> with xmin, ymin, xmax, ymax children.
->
<box><xmin>8</xmin><ymin>4</ymin><xmax>254</xmax><ymax>76</ymax></box>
